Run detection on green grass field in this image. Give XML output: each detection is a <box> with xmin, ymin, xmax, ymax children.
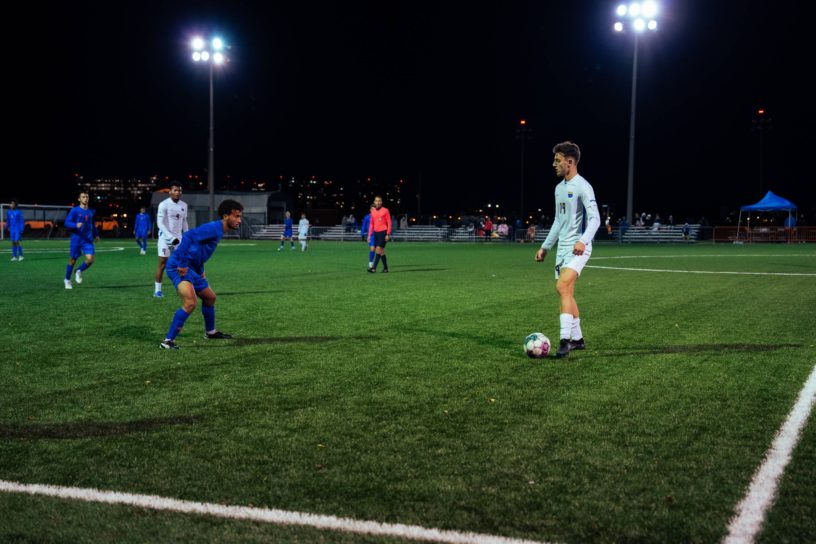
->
<box><xmin>1</xmin><ymin>239</ymin><xmax>815</xmax><ymax>543</ymax></box>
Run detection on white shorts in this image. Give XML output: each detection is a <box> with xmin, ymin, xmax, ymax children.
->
<box><xmin>157</xmin><ymin>236</ymin><xmax>180</xmax><ymax>258</ymax></box>
<box><xmin>555</xmin><ymin>245</ymin><xmax>592</xmax><ymax>279</ymax></box>
<box><xmin>298</xmin><ymin>233</ymin><xmax>308</xmax><ymax>240</ymax></box>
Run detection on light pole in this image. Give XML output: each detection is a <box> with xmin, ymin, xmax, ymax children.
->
<box><xmin>614</xmin><ymin>2</ymin><xmax>659</xmax><ymax>225</ymax></box>
<box><xmin>751</xmin><ymin>108</ymin><xmax>772</xmax><ymax>196</ymax></box>
<box><xmin>191</xmin><ymin>36</ymin><xmax>227</xmax><ymax>220</ymax></box>
<box><xmin>515</xmin><ymin>119</ymin><xmax>532</xmax><ymax>220</ymax></box>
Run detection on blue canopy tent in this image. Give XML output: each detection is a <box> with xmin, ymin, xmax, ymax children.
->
<box><xmin>736</xmin><ymin>191</ymin><xmax>798</xmax><ymax>242</ymax></box>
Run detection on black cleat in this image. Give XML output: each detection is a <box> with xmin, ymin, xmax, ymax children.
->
<box><xmin>556</xmin><ymin>338</ymin><xmax>572</xmax><ymax>358</ymax></box>
<box><xmin>381</xmin><ymin>268</ymin><xmax>389</xmax><ymax>273</ymax></box>
<box><xmin>204</xmin><ymin>330</ymin><xmax>233</xmax><ymax>340</ymax></box>
<box><xmin>367</xmin><ymin>268</ymin><xmax>376</xmax><ymax>273</ymax></box>
<box><xmin>160</xmin><ymin>339</ymin><xmax>179</xmax><ymax>350</ymax></box>
<box><xmin>569</xmin><ymin>338</ymin><xmax>586</xmax><ymax>351</ymax></box>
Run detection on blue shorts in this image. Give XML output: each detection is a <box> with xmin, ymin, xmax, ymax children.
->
<box><xmin>167</xmin><ymin>266</ymin><xmax>209</xmax><ymax>292</ymax></box>
<box><xmin>10</xmin><ymin>232</ymin><xmax>22</xmax><ymax>242</ymax></box>
<box><xmin>282</xmin><ymin>229</ymin><xmax>293</xmax><ymax>238</ymax></box>
<box><xmin>69</xmin><ymin>239</ymin><xmax>95</xmax><ymax>259</ymax></box>
<box><xmin>135</xmin><ymin>230</ymin><xmax>149</xmax><ymax>239</ymax></box>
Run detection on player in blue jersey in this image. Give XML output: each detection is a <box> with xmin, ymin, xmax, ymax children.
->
<box><xmin>160</xmin><ymin>199</ymin><xmax>244</xmax><ymax>349</ymax></box>
<box><xmin>64</xmin><ymin>192</ymin><xmax>99</xmax><ymax>289</ymax></box>
<box><xmin>360</xmin><ymin>205</ymin><xmax>375</xmax><ymax>269</ymax></box>
<box><xmin>133</xmin><ymin>207</ymin><xmax>151</xmax><ymax>255</ymax></box>
<box><xmin>6</xmin><ymin>199</ymin><xmax>25</xmax><ymax>261</ymax></box>
<box><xmin>278</xmin><ymin>211</ymin><xmax>295</xmax><ymax>251</ymax></box>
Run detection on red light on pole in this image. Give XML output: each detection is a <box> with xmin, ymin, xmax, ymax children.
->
<box><xmin>519</xmin><ymin>119</ymin><xmax>527</xmax><ymax>125</ymax></box>
<box><xmin>757</xmin><ymin>109</ymin><xmax>765</xmax><ymax>116</ymax></box>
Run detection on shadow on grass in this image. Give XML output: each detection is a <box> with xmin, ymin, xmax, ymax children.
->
<box><xmin>593</xmin><ymin>343</ymin><xmax>803</xmax><ymax>357</ymax></box>
<box><xmin>0</xmin><ymin>415</ymin><xmax>200</xmax><ymax>440</ymax></box>
<box><xmin>202</xmin><ymin>335</ymin><xmax>374</xmax><ymax>347</ymax></box>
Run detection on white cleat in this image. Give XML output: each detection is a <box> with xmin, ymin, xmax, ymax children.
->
<box><xmin>64</xmin><ymin>279</ymin><xmax>73</xmax><ymax>289</ymax></box>
<box><xmin>17</xmin><ymin>256</ymin><xmax>23</xmax><ymax>261</ymax></box>
<box><xmin>75</xmin><ymin>269</ymin><xmax>83</xmax><ymax>284</ymax></box>
<box><xmin>10</xmin><ymin>257</ymin><xmax>17</xmax><ymax>262</ymax></box>
<box><xmin>140</xmin><ymin>249</ymin><xmax>146</xmax><ymax>255</ymax></box>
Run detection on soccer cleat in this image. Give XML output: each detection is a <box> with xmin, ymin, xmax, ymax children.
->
<box><xmin>556</xmin><ymin>338</ymin><xmax>572</xmax><ymax>358</ymax></box>
<box><xmin>140</xmin><ymin>249</ymin><xmax>146</xmax><ymax>255</ymax></box>
<box><xmin>382</xmin><ymin>268</ymin><xmax>389</xmax><ymax>273</ymax></box>
<box><xmin>291</xmin><ymin>246</ymin><xmax>295</xmax><ymax>251</ymax></box>
<box><xmin>17</xmin><ymin>256</ymin><xmax>23</xmax><ymax>261</ymax></box>
<box><xmin>367</xmin><ymin>267</ymin><xmax>376</xmax><ymax>273</ymax></box>
<box><xmin>75</xmin><ymin>269</ymin><xmax>83</xmax><ymax>284</ymax></box>
<box><xmin>10</xmin><ymin>257</ymin><xmax>17</xmax><ymax>262</ymax></box>
<box><xmin>64</xmin><ymin>279</ymin><xmax>73</xmax><ymax>289</ymax></box>
<box><xmin>569</xmin><ymin>338</ymin><xmax>586</xmax><ymax>351</ymax></box>
<box><xmin>160</xmin><ymin>339</ymin><xmax>179</xmax><ymax>350</ymax></box>
<box><xmin>204</xmin><ymin>330</ymin><xmax>233</xmax><ymax>339</ymax></box>
<box><xmin>154</xmin><ymin>291</ymin><xmax>163</xmax><ymax>298</ymax></box>
<box><xmin>277</xmin><ymin>246</ymin><xmax>283</xmax><ymax>251</ymax></box>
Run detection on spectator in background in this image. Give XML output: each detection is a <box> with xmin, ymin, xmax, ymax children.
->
<box><xmin>497</xmin><ymin>221</ymin><xmax>509</xmax><ymax>237</ymax></box>
<box><xmin>346</xmin><ymin>214</ymin><xmax>356</xmax><ymax>232</ymax></box>
<box><xmin>683</xmin><ymin>222</ymin><xmax>691</xmax><ymax>240</ymax></box>
<box><xmin>652</xmin><ymin>214</ymin><xmax>662</xmax><ymax>231</ymax></box>
<box><xmin>400</xmin><ymin>215</ymin><xmax>408</xmax><ymax>229</ymax></box>
<box><xmin>620</xmin><ymin>217</ymin><xmax>630</xmax><ymax>237</ymax></box>
<box><xmin>482</xmin><ymin>217</ymin><xmax>493</xmax><ymax>240</ymax></box>
<box><xmin>668</xmin><ymin>214</ymin><xmax>675</xmax><ymax>229</ymax></box>
<box><xmin>526</xmin><ymin>224</ymin><xmax>536</xmax><ymax>243</ymax></box>
<box><xmin>341</xmin><ymin>214</ymin><xmax>348</xmax><ymax>229</ymax></box>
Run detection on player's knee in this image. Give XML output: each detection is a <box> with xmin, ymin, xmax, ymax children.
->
<box><xmin>183</xmin><ymin>299</ymin><xmax>197</xmax><ymax>313</ymax></box>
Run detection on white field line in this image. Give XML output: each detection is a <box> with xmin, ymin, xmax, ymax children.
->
<box><xmin>723</xmin><ymin>364</ymin><xmax>816</xmax><ymax>544</ymax></box>
<box><xmin>586</xmin><ymin>265</ymin><xmax>816</xmax><ymax>277</ymax></box>
<box><xmin>592</xmin><ymin>254</ymin><xmax>815</xmax><ymax>260</ymax></box>
<box><xmin>0</xmin><ymin>480</ymin><xmax>551</xmax><ymax>544</ymax></box>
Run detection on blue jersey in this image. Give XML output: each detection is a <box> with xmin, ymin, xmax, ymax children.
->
<box><xmin>64</xmin><ymin>206</ymin><xmax>98</xmax><ymax>243</ymax></box>
<box><xmin>6</xmin><ymin>209</ymin><xmax>24</xmax><ymax>235</ymax></box>
<box><xmin>168</xmin><ymin>220</ymin><xmax>224</xmax><ymax>274</ymax></box>
<box><xmin>361</xmin><ymin>214</ymin><xmax>371</xmax><ymax>238</ymax></box>
<box><xmin>134</xmin><ymin>213</ymin><xmax>151</xmax><ymax>236</ymax></box>
<box><xmin>283</xmin><ymin>217</ymin><xmax>293</xmax><ymax>235</ymax></box>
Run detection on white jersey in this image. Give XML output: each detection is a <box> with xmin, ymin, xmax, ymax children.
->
<box><xmin>298</xmin><ymin>218</ymin><xmax>310</xmax><ymax>237</ymax></box>
<box><xmin>541</xmin><ymin>174</ymin><xmax>600</xmax><ymax>253</ymax></box>
<box><xmin>157</xmin><ymin>198</ymin><xmax>189</xmax><ymax>243</ymax></box>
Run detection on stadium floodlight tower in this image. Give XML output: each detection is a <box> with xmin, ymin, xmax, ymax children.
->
<box><xmin>191</xmin><ymin>36</ymin><xmax>228</xmax><ymax>221</ymax></box>
<box><xmin>614</xmin><ymin>2</ymin><xmax>658</xmax><ymax>226</ymax></box>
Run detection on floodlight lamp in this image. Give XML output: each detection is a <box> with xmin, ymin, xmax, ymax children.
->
<box><xmin>191</xmin><ymin>37</ymin><xmax>205</xmax><ymax>50</ymax></box>
<box><xmin>629</xmin><ymin>3</ymin><xmax>641</xmax><ymax>17</ymax></box>
<box><xmin>648</xmin><ymin>19</ymin><xmax>658</xmax><ymax>30</ymax></box>
<box><xmin>642</xmin><ymin>1</ymin><xmax>658</xmax><ymax>19</ymax></box>
<box><xmin>200</xmin><ymin>51</ymin><xmax>210</xmax><ymax>61</ymax></box>
<box><xmin>212</xmin><ymin>37</ymin><xmax>224</xmax><ymax>50</ymax></box>
<box><xmin>616</xmin><ymin>4</ymin><xmax>628</xmax><ymax>16</ymax></box>
<box><xmin>614</xmin><ymin>21</ymin><xmax>624</xmax><ymax>32</ymax></box>
<box><xmin>633</xmin><ymin>18</ymin><xmax>646</xmax><ymax>32</ymax></box>
<box><xmin>192</xmin><ymin>51</ymin><xmax>202</xmax><ymax>61</ymax></box>
<box><xmin>213</xmin><ymin>52</ymin><xmax>225</xmax><ymax>64</ymax></box>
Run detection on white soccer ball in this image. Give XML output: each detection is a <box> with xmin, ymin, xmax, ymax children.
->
<box><xmin>524</xmin><ymin>333</ymin><xmax>551</xmax><ymax>358</ymax></box>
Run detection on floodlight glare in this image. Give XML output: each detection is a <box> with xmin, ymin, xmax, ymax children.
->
<box><xmin>191</xmin><ymin>37</ymin><xmax>205</xmax><ymax>50</ymax></box>
<box><xmin>200</xmin><ymin>51</ymin><xmax>210</xmax><ymax>61</ymax></box>
<box><xmin>616</xmin><ymin>4</ymin><xmax>627</xmax><ymax>16</ymax></box>
<box><xmin>629</xmin><ymin>3</ymin><xmax>641</xmax><ymax>17</ymax></box>
<box><xmin>642</xmin><ymin>1</ymin><xmax>658</xmax><ymax>18</ymax></box>
<box><xmin>213</xmin><ymin>52</ymin><xmax>225</xmax><ymax>64</ymax></box>
<box><xmin>614</xmin><ymin>21</ymin><xmax>624</xmax><ymax>32</ymax></box>
<box><xmin>648</xmin><ymin>19</ymin><xmax>658</xmax><ymax>30</ymax></box>
<box><xmin>192</xmin><ymin>51</ymin><xmax>202</xmax><ymax>62</ymax></box>
<box><xmin>212</xmin><ymin>37</ymin><xmax>224</xmax><ymax>50</ymax></box>
<box><xmin>633</xmin><ymin>18</ymin><xmax>646</xmax><ymax>32</ymax></box>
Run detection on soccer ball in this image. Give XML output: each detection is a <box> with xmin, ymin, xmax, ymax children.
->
<box><xmin>524</xmin><ymin>333</ymin><xmax>551</xmax><ymax>358</ymax></box>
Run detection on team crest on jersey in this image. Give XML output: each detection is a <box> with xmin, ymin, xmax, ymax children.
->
<box><xmin>567</xmin><ymin>192</ymin><xmax>574</xmax><ymax>198</ymax></box>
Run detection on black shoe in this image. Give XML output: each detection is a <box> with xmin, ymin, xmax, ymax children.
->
<box><xmin>569</xmin><ymin>338</ymin><xmax>586</xmax><ymax>351</ymax></box>
<box><xmin>204</xmin><ymin>330</ymin><xmax>233</xmax><ymax>339</ymax></box>
<box><xmin>160</xmin><ymin>339</ymin><xmax>179</xmax><ymax>350</ymax></box>
<box><xmin>381</xmin><ymin>268</ymin><xmax>389</xmax><ymax>273</ymax></box>
<box><xmin>556</xmin><ymin>338</ymin><xmax>572</xmax><ymax>358</ymax></box>
<box><xmin>367</xmin><ymin>268</ymin><xmax>376</xmax><ymax>273</ymax></box>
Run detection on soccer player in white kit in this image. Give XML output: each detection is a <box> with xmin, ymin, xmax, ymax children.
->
<box><xmin>297</xmin><ymin>213</ymin><xmax>310</xmax><ymax>251</ymax></box>
<box><xmin>154</xmin><ymin>184</ymin><xmax>188</xmax><ymax>297</ymax></box>
<box><xmin>535</xmin><ymin>141</ymin><xmax>600</xmax><ymax>358</ymax></box>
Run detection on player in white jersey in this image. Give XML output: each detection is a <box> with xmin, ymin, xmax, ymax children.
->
<box><xmin>154</xmin><ymin>184</ymin><xmax>188</xmax><ymax>297</ymax></box>
<box><xmin>297</xmin><ymin>213</ymin><xmax>310</xmax><ymax>251</ymax></box>
<box><xmin>535</xmin><ymin>141</ymin><xmax>600</xmax><ymax>358</ymax></box>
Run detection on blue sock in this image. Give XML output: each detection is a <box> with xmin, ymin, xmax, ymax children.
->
<box><xmin>78</xmin><ymin>261</ymin><xmax>90</xmax><ymax>272</ymax></box>
<box><xmin>12</xmin><ymin>247</ymin><xmax>18</xmax><ymax>257</ymax></box>
<box><xmin>201</xmin><ymin>304</ymin><xmax>215</xmax><ymax>332</ymax></box>
<box><xmin>17</xmin><ymin>246</ymin><xmax>22</xmax><ymax>256</ymax></box>
<box><xmin>65</xmin><ymin>264</ymin><xmax>74</xmax><ymax>280</ymax></box>
<box><xmin>369</xmin><ymin>250</ymin><xmax>375</xmax><ymax>262</ymax></box>
<box><xmin>166</xmin><ymin>308</ymin><xmax>192</xmax><ymax>340</ymax></box>
<box><xmin>142</xmin><ymin>240</ymin><xmax>147</xmax><ymax>251</ymax></box>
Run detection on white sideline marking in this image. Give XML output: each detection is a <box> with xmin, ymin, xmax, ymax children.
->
<box><xmin>592</xmin><ymin>254</ymin><xmax>815</xmax><ymax>260</ymax></box>
<box><xmin>0</xmin><ymin>247</ymin><xmax>126</xmax><ymax>254</ymax></box>
<box><xmin>587</xmin><ymin>265</ymin><xmax>816</xmax><ymax>277</ymax></box>
<box><xmin>0</xmin><ymin>480</ymin><xmax>550</xmax><ymax>544</ymax></box>
<box><xmin>723</xmin><ymin>364</ymin><xmax>816</xmax><ymax>544</ymax></box>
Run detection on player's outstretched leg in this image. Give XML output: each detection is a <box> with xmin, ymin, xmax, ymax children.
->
<box><xmin>161</xmin><ymin>282</ymin><xmax>196</xmax><ymax>349</ymax></box>
<box><xmin>199</xmin><ymin>288</ymin><xmax>232</xmax><ymax>339</ymax></box>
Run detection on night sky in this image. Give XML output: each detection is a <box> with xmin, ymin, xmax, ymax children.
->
<box><xmin>8</xmin><ymin>0</ymin><xmax>815</xmax><ymax>221</ymax></box>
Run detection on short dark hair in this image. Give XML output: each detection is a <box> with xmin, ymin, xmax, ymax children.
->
<box><xmin>10</xmin><ymin>198</ymin><xmax>18</xmax><ymax>205</ymax></box>
<box><xmin>218</xmin><ymin>199</ymin><xmax>243</xmax><ymax>218</ymax></box>
<box><xmin>552</xmin><ymin>141</ymin><xmax>581</xmax><ymax>163</ymax></box>
<box><xmin>170</xmin><ymin>183</ymin><xmax>182</xmax><ymax>190</ymax></box>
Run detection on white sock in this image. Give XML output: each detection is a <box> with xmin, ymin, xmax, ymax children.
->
<box><xmin>155</xmin><ymin>282</ymin><xmax>162</xmax><ymax>292</ymax></box>
<box><xmin>368</xmin><ymin>261</ymin><xmax>373</xmax><ymax>268</ymax></box>
<box><xmin>559</xmin><ymin>313</ymin><xmax>574</xmax><ymax>340</ymax></box>
<box><xmin>571</xmin><ymin>317</ymin><xmax>583</xmax><ymax>340</ymax></box>
<box><xmin>301</xmin><ymin>241</ymin><xmax>306</xmax><ymax>250</ymax></box>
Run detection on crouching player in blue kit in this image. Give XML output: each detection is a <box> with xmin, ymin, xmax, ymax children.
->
<box><xmin>160</xmin><ymin>199</ymin><xmax>243</xmax><ymax>349</ymax></box>
<box><xmin>64</xmin><ymin>192</ymin><xmax>99</xmax><ymax>289</ymax></box>
<box><xmin>134</xmin><ymin>207</ymin><xmax>151</xmax><ymax>255</ymax></box>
